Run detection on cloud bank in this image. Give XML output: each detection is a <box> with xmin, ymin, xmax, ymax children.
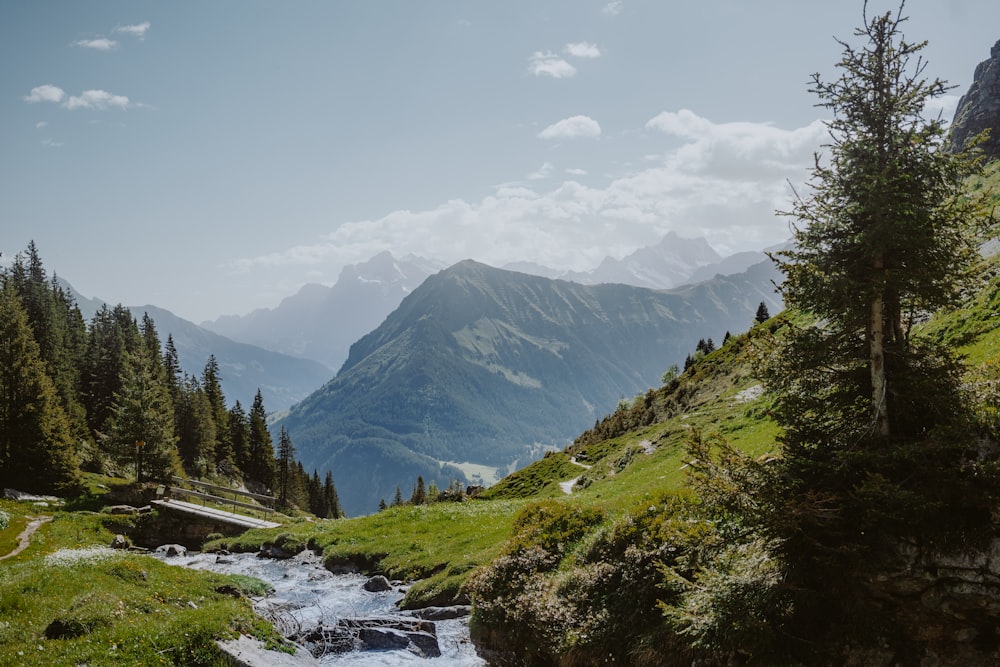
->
<box><xmin>229</xmin><ymin>110</ymin><xmax>827</xmax><ymax>285</ymax></box>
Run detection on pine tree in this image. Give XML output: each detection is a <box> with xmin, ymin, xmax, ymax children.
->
<box><xmin>760</xmin><ymin>3</ymin><xmax>997</xmax><ymax>650</ymax></box>
<box><xmin>201</xmin><ymin>355</ymin><xmax>231</xmax><ymax>472</ymax></box>
<box><xmin>392</xmin><ymin>485</ymin><xmax>403</xmax><ymax>507</ymax></box>
<box><xmin>0</xmin><ymin>281</ymin><xmax>81</xmax><ymax>494</ymax></box>
<box><xmin>246</xmin><ymin>389</ymin><xmax>275</xmax><ymax>490</ymax></box>
<box><xmin>410</xmin><ymin>476</ymin><xmax>427</xmax><ymax>505</ymax></box>
<box><xmin>323</xmin><ymin>470</ymin><xmax>342</xmax><ymax>518</ymax></box>
<box><xmin>754</xmin><ymin>301</ymin><xmax>770</xmax><ymax>324</ymax></box>
<box><xmin>162</xmin><ymin>335</ymin><xmax>182</xmax><ymax>402</ymax></box>
<box><xmin>227</xmin><ymin>400</ymin><xmax>250</xmax><ymax>475</ymax></box>
<box><xmin>104</xmin><ymin>349</ymin><xmax>179</xmax><ymax>482</ymax></box>
<box><xmin>174</xmin><ymin>375</ymin><xmax>216</xmax><ymax>476</ymax></box>
<box><xmin>277</xmin><ymin>426</ymin><xmax>295</xmax><ymax>507</ymax></box>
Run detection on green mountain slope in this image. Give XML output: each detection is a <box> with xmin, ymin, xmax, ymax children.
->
<box><xmin>278</xmin><ymin>258</ymin><xmax>782</xmax><ymax>515</ymax></box>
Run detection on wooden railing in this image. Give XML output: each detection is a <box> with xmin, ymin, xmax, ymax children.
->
<box><xmin>164</xmin><ymin>476</ymin><xmax>278</xmax><ymax>518</ymax></box>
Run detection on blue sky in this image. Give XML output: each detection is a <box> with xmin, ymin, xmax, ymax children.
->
<box><xmin>3</xmin><ymin>1</ymin><xmax>999</xmax><ymax>323</ymax></box>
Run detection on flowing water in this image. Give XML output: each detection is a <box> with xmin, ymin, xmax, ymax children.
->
<box><xmin>155</xmin><ymin>550</ymin><xmax>487</xmax><ymax>666</ymax></box>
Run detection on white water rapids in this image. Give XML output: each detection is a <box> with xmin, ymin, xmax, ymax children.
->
<box><xmin>155</xmin><ymin>550</ymin><xmax>487</xmax><ymax>666</ymax></box>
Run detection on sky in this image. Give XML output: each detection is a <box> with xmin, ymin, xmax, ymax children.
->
<box><xmin>3</xmin><ymin>1</ymin><xmax>1000</xmax><ymax>324</ymax></box>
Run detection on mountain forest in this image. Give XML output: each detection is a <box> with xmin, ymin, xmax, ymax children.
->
<box><xmin>2</xmin><ymin>4</ymin><xmax>1000</xmax><ymax>666</ymax></box>
<box><xmin>0</xmin><ymin>242</ymin><xmax>342</xmax><ymax>519</ymax></box>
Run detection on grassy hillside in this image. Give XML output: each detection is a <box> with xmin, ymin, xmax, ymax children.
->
<box><xmin>0</xmin><ymin>477</ymin><xmax>286</xmax><ymax>666</ymax></box>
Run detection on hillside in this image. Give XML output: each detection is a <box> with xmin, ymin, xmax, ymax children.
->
<box><xmin>277</xmin><ymin>258</ymin><xmax>782</xmax><ymax>515</ymax></box>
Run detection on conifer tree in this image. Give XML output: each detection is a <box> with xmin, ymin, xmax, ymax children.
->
<box><xmin>174</xmin><ymin>375</ymin><xmax>216</xmax><ymax>476</ymax></box>
<box><xmin>162</xmin><ymin>335</ymin><xmax>182</xmax><ymax>402</ymax></box>
<box><xmin>760</xmin><ymin>2</ymin><xmax>997</xmax><ymax>649</ymax></box>
<box><xmin>201</xmin><ymin>355</ymin><xmax>232</xmax><ymax>471</ymax></box>
<box><xmin>754</xmin><ymin>301</ymin><xmax>770</xmax><ymax>324</ymax></box>
<box><xmin>227</xmin><ymin>400</ymin><xmax>250</xmax><ymax>475</ymax></box>
<box><xmin>104</xmin><ymin>349</ymin><xmax>179</xmax><ymax>482</ymax></box>
<box><xmin>277</xmin><ymin>426</ymin><xmax>295</xmax><ymax>507</ymax></box>
<box><xmin>0</xmin><ymin>281</ymin><xmax>81</xmax><ymax>494</ymax></box>
<box><xmin>410</xmin><ymin>476</ymin><xmax>427</xmax><ymax>505</ymax></box>
<box><xmin>323</xmin><ymin>470</ymin><xmax>342</xmax><ymax>518</ymax></box>
<box><xmin>246</xmin><ymin>389</ymin><xmax>275</xmax><ymax>490</ymax></box>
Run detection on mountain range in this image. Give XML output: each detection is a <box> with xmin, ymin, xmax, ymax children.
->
<box><xmin>277</xmin><ymin>257</ymin><xmax>782</xmax><ymax>515</ymax></box>
<box><xmin>203</xmin><ymin>233</ymin><xmax>769</xmax><ymax>373</ymax></box>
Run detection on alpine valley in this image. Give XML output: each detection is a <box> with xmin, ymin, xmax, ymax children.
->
<box><xmin>275</xmin><ymin>255</ymin><xmax>782</xmax><ymax>516</ymax></box>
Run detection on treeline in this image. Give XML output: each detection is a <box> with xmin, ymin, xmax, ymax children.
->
<box><xmin>0</xmin><ymin>242</ymin><xmax>341</xmax><ymax>518</ymax></box>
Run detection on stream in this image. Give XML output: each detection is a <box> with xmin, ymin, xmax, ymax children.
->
<box><xmin>155</xmin><ymin>549</ymin><xmax>487</xmax><ymax>665</ymax></box>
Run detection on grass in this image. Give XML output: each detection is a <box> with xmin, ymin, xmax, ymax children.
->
<box><xmin>0</xmin><ymin>476</ymin><xmax>287</xmax><ymax>665</ymax></box>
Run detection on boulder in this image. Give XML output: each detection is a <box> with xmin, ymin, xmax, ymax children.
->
<box><xmin>155</xmin><ymin>543</ymin><xmax>187</xmax><ymax>557</ymax></box>
<box><xmin>109</xmin><ymin>534</ymin><xmax>129</xmax><ymax>550</ymax></box>
<box><xmin>217</xmin><ymin>634</ymin><xmax>318</xmax><ymax>666</ymax></box>
<box><xmin>363</xmin><ymin>575</ymin><xmax>392</xmax><ymax>592</ymax></box>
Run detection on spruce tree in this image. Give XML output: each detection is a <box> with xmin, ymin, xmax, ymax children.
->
<box><xmin>174</xmin><ymin>375</ymin><xmax>216</xmax><ymax>476</ymax></box>
<box><xmin>0</xmin><ymin>282</ymin><xmax>81</xmax><ymax>494</ymax></box>
<box><xmin>104</xmin><ymin>349</ymin><xmax>179</xmax><ymax>482</ymax></box>
<box><xmin>246</xmin><ymin>389</ymin><xmax>275</xmax><ymax>490</ymax></box>
<box><xmin>201</xmin><ymin>355</ymin><xmax>232</xmax><ymax>471</ymax></box>
<box><xmin>754</xmin><ymin>301</ymin><xmax>770</xmax><ymax>324</ymax></box>
<box><xmin>762</xmin><ymin>2</ymin><xmax>997</xmax><ymax>649</ymax></box>
<box><xmin>277</xmin><ymin>426</ymin><xmax>295</xmax><ymax>507</ymax></box>
<box><xmin>323</xmin><ymin>470</ymin><xmax>342</xmax><ymax>518</ymax></box>
<box><xmin>227</xmin><ymin>400</ymin><xmax>250</xmax><ymax>475</ymax></box>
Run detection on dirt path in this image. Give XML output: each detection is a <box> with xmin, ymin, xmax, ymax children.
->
<box><xmin>0</xmin><ymin>516</ymin><xmax>52</xmax><ymax>561</ymax></box>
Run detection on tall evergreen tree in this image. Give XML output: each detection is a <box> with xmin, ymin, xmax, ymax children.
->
<box><xmin>174</xmin><ymin>375</ymin><xmax>216</xmax><ymax>477</ymax></box>
<box><xmin>162</xmin><ymin>334</ymin><xmax>182</xmax><ymax>403</ymax></box>
<box><xmin>276</xmin><ymin>426</ymin><xmax>295</xmax><ymax>507</ymax></box>
<box><xmin>201</xmin><ymin>355</ymin><xmax>231</xmax><ymax>471</ymax></box>
<box><xmin>754</xmin><ymin>301</ymin><xmax>770</xmax><ymax>324</ymax></box>
<box><xmin>0</xmin><ymin>281</ymin><xmax>81</xmax><ymax>494</ymax></box>
<box><xmin>246</xmin><ymin>389</ymin><xmax>275</xmax><ymax>490</ymax></box>
<box><xmin>324</xmin><ymin>470</ymin><xmax>342</xmax><ymax>518</ymax></box>
<box><xmin>104</xmin><ymin>349</ymin><xmax>179</xmax><ymax>482</ymax></box>
<box><xmin>761</xmin><ymin>3</ymin><xmax>997</xmax><ymax>651</ymax></box>
<box><xmin>226</xmin><ymin>400</ymin><xmax>250</xmax><ymax>477</ymax></box>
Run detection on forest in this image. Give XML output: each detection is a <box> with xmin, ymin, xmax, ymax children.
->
<box><xmin>0</xmin><ymin>241</ymin><xmax>342</xmax><ymax>519</ymax></box>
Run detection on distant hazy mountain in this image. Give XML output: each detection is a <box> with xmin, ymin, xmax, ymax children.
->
<box><xmin>277</xmin><ymin>258</ymin><xmax>782</xmax><ymax>516</ymax></box>
<box><xmin>65</xmin><ymin>283</ymin><xmax>330</xmax><ymax>413</ymax></box>
<box><xmin>561</xmin><ymin>232</ymin><xmax>722</xmax><ymax>288</ymax></box>
<box><xmin>204</xmin><ymin>252</ymin><xmax>443</xmax><ymax>371</ymax></box>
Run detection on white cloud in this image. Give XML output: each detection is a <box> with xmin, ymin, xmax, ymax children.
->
<box><xmin>73</xmin><ymin>38</ymin><xmax>118</xmax><ymax>51</ymax></box>
<box><xmin>64</xmin><ymin>89</ymin><xmax>132</xmax><ymax>111</ymax></box>
<box><xmin>36</xmin><ymin>121</ymin><xmax>48</xmax><ymax>129</ymax></box>
<box><xmin>565</xmin><ymin>42</ymin><xmax>601</xmax><ymax>59</ymax></box>
<box><xmin>602</xmin><ymin>1</ymin><xmax>623</xmax><ymax>16</ymax></box>
<box><xmin>538</xmin><ymin>115</ymin><xmax>602</xmax><ymax>140</ymax></box>
<box><xmin>528</xmin><ymin>51</ymin><xmax>576</xmax><ymax>79</ymax></box>
<box><xmin>527</xmin><ymin>162</ymin><xmax>555</xmax><ymax>180</ymax></box>
<box><xmin>229</xmin><ymin>110</ymin><xmax>824</xmax><ymax>286</ymax></box>
<box><xmin>41</xmin><ymin>138</ymin><xmax>63</xmax><ymax>148</ymax></box>
<box><xmin>24</xmin><ymin>85</ymin><xmax>65</xmax><ymax>104</ymax></box>
<box><xmin>566</xmin><ymin>167</ymin><xmax>588</xmax><ymax>176</ymax></box>
<box><xmin>645</xmin><ymin>109</ymin><xmax>826</xmax><ymax>179</ymax></box>
<box><xmin>114</xmin><ymin>21</ymin><xmax>151</xmax><ymax>38</ymax></box>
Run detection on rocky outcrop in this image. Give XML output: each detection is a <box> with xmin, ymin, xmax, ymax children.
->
<box><xmin>949</xmin><ymin>40</ymin><xmax>1000</xmax><ymax>160</ymax></box>
<box><xmin>863</xmin><ymin>537</ymin><xmax>1000</xmax><ymax>665</ymax></box>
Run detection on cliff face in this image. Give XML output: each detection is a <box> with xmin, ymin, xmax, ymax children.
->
<box><xmin>949</xmin><ymin>40</ymin><xmax>1000</xmax><ymax>160</ymax></box>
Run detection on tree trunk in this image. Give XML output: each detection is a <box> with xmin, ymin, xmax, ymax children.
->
<box><xmin>870</xmin><ymin>259</ymin><xmax>890</xmax><ymax>437</ymax></box>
